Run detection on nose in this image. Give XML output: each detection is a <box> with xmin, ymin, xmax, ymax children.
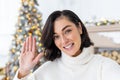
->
<box><xmin>61</xmin><ymin>35</ymin><xmax>68</xmax><ymax>44</ymax></box>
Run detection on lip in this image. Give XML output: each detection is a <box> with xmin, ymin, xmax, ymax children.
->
<box><xmin>63</xmin><ymin>43</ymin><xmax>74</xmax><ymax>50</ymax></box>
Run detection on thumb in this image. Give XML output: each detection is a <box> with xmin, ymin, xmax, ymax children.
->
<box><xmin>33</xmin><ymin>52</ymin><xmax>44</xmax><ymax>64</ymax></box>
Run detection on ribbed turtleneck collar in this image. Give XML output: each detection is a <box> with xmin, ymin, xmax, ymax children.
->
<box><xmin>60</xmin><ymin>47</ymin><xmax>94</xmax><ymax>66</ymax></box>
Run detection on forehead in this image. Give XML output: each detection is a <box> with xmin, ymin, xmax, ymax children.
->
<box><xmin>54</xmin><ymin>16</ymin><xmax>73</xmax><ymax>28</ymax></box>
<box><xmin>53</xmin><ymin>16</ymin><xmax>76</xmax><ymax>33</ymax></box>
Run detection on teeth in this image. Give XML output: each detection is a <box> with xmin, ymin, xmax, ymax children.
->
<box><xmin>65</xmin><ymin>44</ymin><xmax>72</xmax><ymax>49</ymax></box>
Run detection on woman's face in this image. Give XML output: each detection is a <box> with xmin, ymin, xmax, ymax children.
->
<box><xmin>53</xmin><ymin>16</ymin><xmax>82</xmax><ymax>57</ymax></box>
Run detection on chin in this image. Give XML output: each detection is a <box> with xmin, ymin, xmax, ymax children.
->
<box><xmin>67</xmin><ymin>52</ymin><xmax>77</xmax><ymax>57</ymax></box>
<box><xmin>70</xmin><ymin>50</ymin><xmax>81</xmax><ymax>57</ymax></box>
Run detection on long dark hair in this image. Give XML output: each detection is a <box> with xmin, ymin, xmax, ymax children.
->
<box><xmin>41</xmin><ymin>10</ymin><xmax>93</xmax><ymax>61</ymax></box>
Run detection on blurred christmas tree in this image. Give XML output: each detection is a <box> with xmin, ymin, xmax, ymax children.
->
<box><xmin>6</xmin><ymin>0</ymin><xmax>43</xmax><ymax>80</ymax></box>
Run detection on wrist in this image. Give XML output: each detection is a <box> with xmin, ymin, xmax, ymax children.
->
<box><xmin>18</xmin><ymin>68</ymin><xmax>31</xmax><ymax>79</ymax></box>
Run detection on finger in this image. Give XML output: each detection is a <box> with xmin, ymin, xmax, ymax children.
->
<box><xmin>33</xmin><ymin>52</ymin><xmax>44</xmax><ymax>64</ymax></box>
<box><xmin>25</xmin><ymin>37</ymin><xmax>29</xmax><ymax>52</ymax></box>
<box><xmin>21</xmin><ymin>41</ymin><xmax>26</xmax><ymax>54</ymax></box>
<box><xmin>32</xmin><ymin>37</ymin><xmax>36</xmax><ymax>53</ymax></box>
<box><xmin>29</xmin><ymin>36</ymin><xmax>32</xmax><ymax>51</ymax></box>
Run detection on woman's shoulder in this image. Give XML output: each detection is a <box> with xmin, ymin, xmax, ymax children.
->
<box><xmin>36</xmin><ymin>59</ymin><xmax>59</xmax><ymax>71</ymax></box>
<box><xmin>94</xmin><ymin>54</ymin><xmax>119</xmax><ymax>66</ymax></box>
<box><xmin>32</xmin><ymin>59</ymin><xmax>60</xmax><ymax>79</ymax></box>
<box><xmin>94</xmin><ymin>54</ymin><xmax>120</xmax><ymax>80</ymax></box>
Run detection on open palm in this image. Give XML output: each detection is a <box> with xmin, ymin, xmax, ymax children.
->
<box><xmin>19</xmin><ymin>36</ymin><xmax>44</xmax><ymax>74</ymax></box>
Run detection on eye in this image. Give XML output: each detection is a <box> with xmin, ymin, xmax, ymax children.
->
<box><xmin>53</xmin><ymin>35</ymin><xmax>60</xmax><ymax>40</ymax></box>
<box><xmin>65</xmin><ymin>29</ymin><xmax>72</xmax><ymax>34</ymax></box>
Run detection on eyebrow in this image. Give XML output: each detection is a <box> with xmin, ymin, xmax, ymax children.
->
<box><xmin>54</xmin><ymin>25</ymin><xmax>71</xmax><ymax>34</ymax></box>
<box><xmin>62</xmin><ymin>25</ymin><xmax>71</xmax><ymax>31</ymax></box>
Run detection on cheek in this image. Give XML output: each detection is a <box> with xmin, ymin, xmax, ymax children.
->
<box><xmin>71</xmin><ymin>33</ymin><xmax>81</xmax><ymax>46</ymax></box>
<box><xmin>54</xmin><ymin>40</ymin><xmax>61</xmax><ymax>49</ymax></box>
<box><xmin>70</xmin><ymin>33</ymin><xmax>81</xmax><ymax>41</ymax></box>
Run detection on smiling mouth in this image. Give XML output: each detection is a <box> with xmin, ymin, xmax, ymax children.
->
<box><xmin>63</xmin><ymin>43</ymin><xmax>74</xmax><ymax>49</ymax></box>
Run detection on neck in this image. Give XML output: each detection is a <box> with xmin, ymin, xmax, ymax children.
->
<box><xmin>72</xmin><ymin>49</ymin><xmax>81</xmax><ymax>57</ymax></box>
<box><xmin>60</xmin><ymin>47</ymin><xmax>94</xmax><ymax>66</ymax></box>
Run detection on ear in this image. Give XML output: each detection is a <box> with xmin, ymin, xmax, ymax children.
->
<box><xmin>78</xmin><ymin>22</ymin><xmax>82</xmax><ymax>34</ymax></box>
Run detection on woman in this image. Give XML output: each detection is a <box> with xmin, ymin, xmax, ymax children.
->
<box><xmin>14</xmin><ymin>10</ymin><xmax>120</xmax><ymax>80</ymax></box>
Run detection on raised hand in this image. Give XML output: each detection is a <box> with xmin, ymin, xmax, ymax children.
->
<box><xmin>18</xmin><ymin>36</ymin><xmax>44</xmax><ymax>78</ymax></box>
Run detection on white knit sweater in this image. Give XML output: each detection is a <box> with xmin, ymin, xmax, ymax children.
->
<box><xmin>14</xmin><ymin>48</ymin><xmax>120</xmax><ymax>80</ymax></box>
